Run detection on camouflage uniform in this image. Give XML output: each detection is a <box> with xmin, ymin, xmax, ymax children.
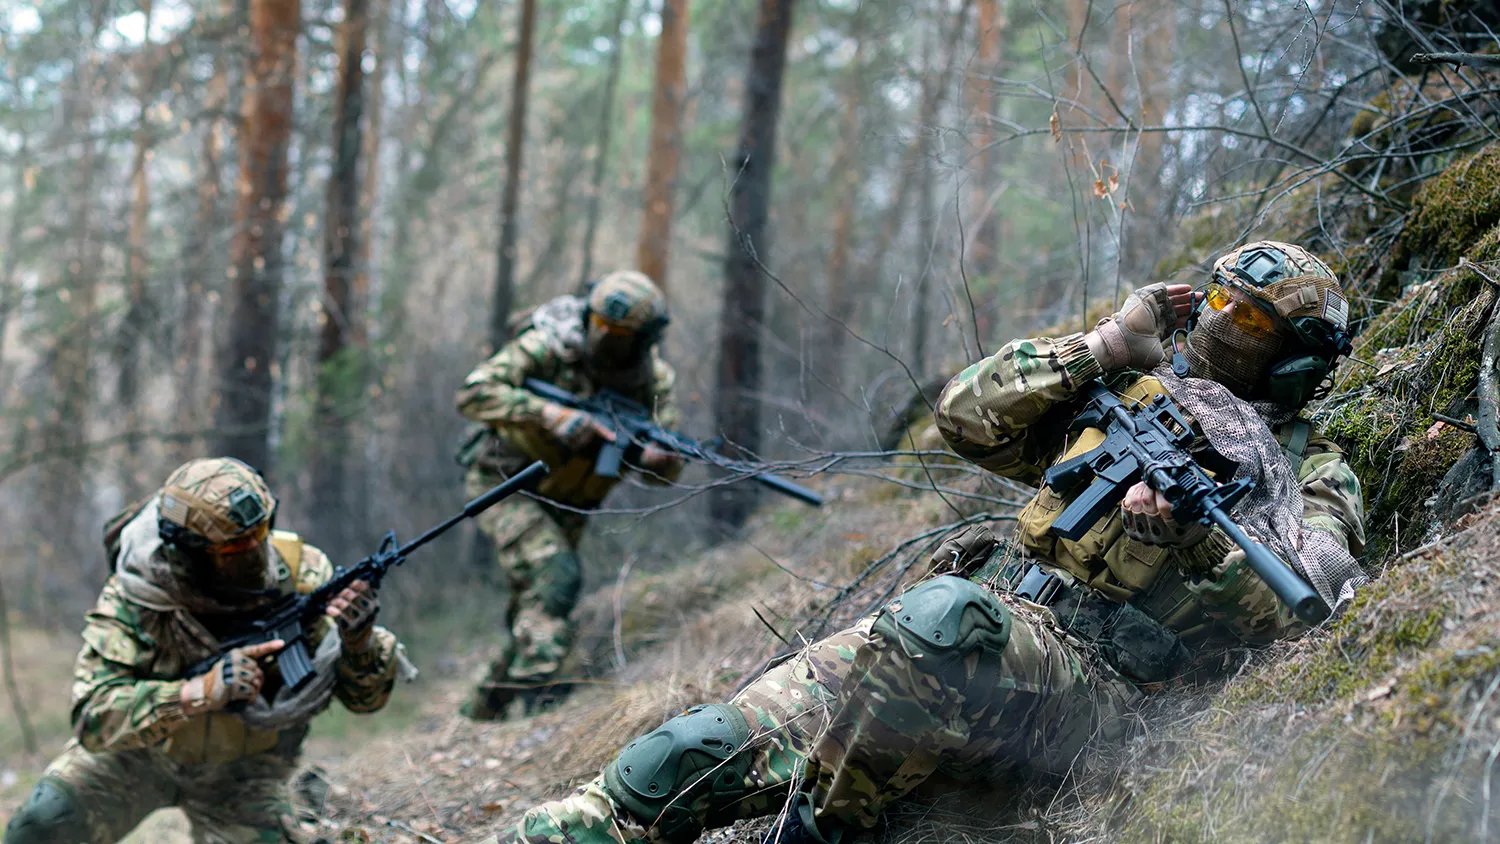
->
<box><xmin>491</xmin><ymin>331</ymin><xmax>1364</xmax><ymax>844</ymax></box>
<box><xmin>7</xmin><ymin>534</ymin><xmax>402</xmax><ymax>844</ymax></box>
<box><xmin>458</xmin><ymin>284</ymin><xmax>679</xmax><ymax>706</ymax></box>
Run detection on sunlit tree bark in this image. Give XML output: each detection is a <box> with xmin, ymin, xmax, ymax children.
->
<box><xmin>637</xmin><ymin>0</ymin><xmax>691</xmax><ymax>290</ymax></box>
<box><xmin>213</xmin><ymin>0</ymin><xmax>300</xmax><ymax>473</ymax></box>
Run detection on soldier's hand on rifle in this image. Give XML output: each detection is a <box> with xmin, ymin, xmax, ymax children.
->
<box><xmin>1085</xmin><ymin>283</ymin><xmax>1196</xmax><ymax>372</ymax></box>
<box><xmin>1120</xmin><ymin>481</ymin><xmax>1208</xmax><ymax>548</ymax></box>
<box><xmin>179</xmin><ymin>639</ymin><xmax>284</xmax><ymax>715</ymax></box>
<box><xmin>540</xmin><ymin>402</ymin><xmax>616</xmax><ymax>449</ymax></box>
<box><xmin>636</xmin><ymin>444</ymin><xmax>684</xmax><ymax>482</ymax></box>
<box><xmin>326</xmin><ymin>579</ymin><xmax>379</xmax><ymax>653</ymax></box>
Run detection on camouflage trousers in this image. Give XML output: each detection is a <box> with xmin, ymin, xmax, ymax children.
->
<box><xmin>30</xmin><ymin>740</ymin><xmax>301</xmax><ymax>844</ymax></box>
<box><xmin>467</xmin><ymin>470</ymin><xmax>589</xmax><ymax>692</ymax></box>
<box><xmin>497</xmin><ymin>577</ymin><xmax>1140</xmax><ymax>843</ymax></box>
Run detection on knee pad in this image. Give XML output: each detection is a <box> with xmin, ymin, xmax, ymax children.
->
<box><xmin>4</xmin><ymin>777</ymin><xmax>91</xmax><ymax>844</ymax></box>
<box><xmin>872</xmin><ymin>576</ymin><xmax>1011</xmax><ymax>672</ymax></box>
<box><xmin>602</xmin><ymin>703</ymin><xmax>751</xmax><ymax>843</ymax></box>
<box><xmin>538</xmin><ymin>551</ymin><xmax>582</xmax><ymax>617</ymax></box>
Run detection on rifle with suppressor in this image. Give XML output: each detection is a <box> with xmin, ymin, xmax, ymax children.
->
<box><xmin>185</xmin><ymin>461</ymin><xmax>550</xmax><ymax>691</ymax></box>
<box><xmin>1044</xmin><ymin>383</ymin><xmax>1329</xmax><ymax>624</ymax></box>
<box><xmin>523</xmin><ymin>378</ymin><xmax>823</xmax><ymax>507</ymax></box>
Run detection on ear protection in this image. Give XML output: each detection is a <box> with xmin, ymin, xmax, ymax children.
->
<box><xmin>1174</xmin><ymin>246</ymin><xmax>1354</xmax><ymax>407</ymax></box>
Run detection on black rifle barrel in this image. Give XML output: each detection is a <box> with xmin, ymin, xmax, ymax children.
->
<box><xmin>401</xmin><ymin>461</ymin><xmax>549</xmax><ymax>559</ymax></box>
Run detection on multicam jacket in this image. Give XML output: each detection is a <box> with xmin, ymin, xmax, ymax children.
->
<box><xmin>72</xmin><ymin>533</ymin><xmax>401</xmax><ymax>765</ymax></box>
<box><xmin>456</xmin><ymin>312</ymin><xmax>681</xmax><ymax>509</ymax></box>
<box><xmin>936</xmin><ymin>335</ymin><xmax>1366</xmax><ymax>644</ymax></box>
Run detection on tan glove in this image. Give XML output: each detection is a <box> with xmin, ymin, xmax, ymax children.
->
<box><xmin>927</xmin><ymin>524</ymin><xmax>999</xmax><ymax>577</ymax></box>
<box><xmin>325</xmin><ymin>579</ymin><xmax>379</xmax><ymax>653</ymax></box>
<box><xmin>1085</xmin><ymin>283</ymin><xmax>1195</xmax><ymax>372</ymax></box>
<box><xmin>636</xmin><ymin>444</ymin><xmax>684</xmax><ymax>480</ymax></box>
<box><xmin>1119</xmin><ymin>481</ymin><xmax>1208</xmax><ymax>548</ymax></box>
<box><xmin>539</xmin><ymin>402</ymin><xmax>614</xmax><ymax>450</ymax></box>
<box><xmin>180</xmin><ymin>639</ymin><xmax>283</xmax><ymax>715</ymax></box>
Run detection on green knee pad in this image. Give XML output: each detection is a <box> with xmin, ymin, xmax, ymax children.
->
<box><xmin>4</xmin><ymin>777</ymin><xmax>91</xmax><ymax>844</ymax></box>
<box><xmin>538</xmin><ymin>551</ymin><xmax>583</xmax><ymax>617</ymax></box>
<box><xmin>872</xmin><ymin>575</ymin><xmax>1012</xmax><ymax>672</ymax></box>
<box><xmin>603</xmin><ymin>703</ymin><xmax>751</xmax><ymax>843</ymax></box>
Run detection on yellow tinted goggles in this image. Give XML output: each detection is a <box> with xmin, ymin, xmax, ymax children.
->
<box><xmin>588</xmin><ymin>312</ymin><xmax>636</xmax><ymax>336</ymax></box>
<box><xmin>1204</xmin><ymin>282</ymin><xmax>1279</xmax><ymax>339</ymax></box>
<box><xmin>209</xmin><ymin>521</ymin><xmax>270</xmax><ymax>556</ymax></box>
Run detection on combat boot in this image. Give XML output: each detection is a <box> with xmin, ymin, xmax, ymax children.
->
<box><xmin>460</xmin><ymin>683</ymin><xmax>517</xmax><ymax>722</ymax></box>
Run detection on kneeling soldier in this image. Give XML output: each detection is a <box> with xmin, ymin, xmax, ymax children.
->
<box><xmin>5</xmin><ymin>458</ymin><xmax>406</xmax><ymax>844</ymax></box>
<box><xmin>490</xmin><ymin>241</ymin><xmax>1367</xmax><ymax>844</ymax></box>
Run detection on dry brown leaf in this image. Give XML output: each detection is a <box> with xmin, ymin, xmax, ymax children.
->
<box><xmin>1049</xmin><ymin>111</ymin><xmax>1061</xmax><ymax>141</ymax></box>
<box><xmin>841</xmin><ymin>532</ymin><xmax>867</xmax><ymax>541</ymax></box>
<box><xmin>1093</xmin><ymin>179</ymin><xmax>1107</xmax><ymax>198</ymax></box>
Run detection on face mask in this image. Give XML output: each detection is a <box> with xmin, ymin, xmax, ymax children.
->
<box><xmin>184</xmin><ymin>539</ymin><xmax>276</xmax><ymax>603</ymax></box>
<box><xmin>1182</xmin><ymin>304</ymin><xmax>1287</xmax><ymax>399</ymax></box>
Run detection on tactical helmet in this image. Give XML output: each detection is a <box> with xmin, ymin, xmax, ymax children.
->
<box><xmin>586</xmin><ymin>271</ymin><xmax>670</xmax><ymax>339</ymax></box>
<box><xmin>584</xmin><ymin>271</ymin><xmax>670</xmax><ymax>369</ymax></box>
<box><xmin>1183</xmin><ymin>240</ymin><xmax>1353</xmax><ymax>406</ymax></box>
<box><xmin>157</xmin><ymin>457</ymin><xmax>276</xmax><ymax>552</ymax></box>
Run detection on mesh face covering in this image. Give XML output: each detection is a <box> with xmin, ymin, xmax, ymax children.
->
<box><xmin>1152</xmin><ymin>365</ymin><xmax>1366</xmax><ymax>614</ymax></box>
<box><xmin>1182</xmin><ymin>304</ymin><xmax>1288</xmax><ymax>399</ymax></box>
<box><xmin>586</xmin><ymin>324</ymin><xmax>654</xmax><ymax>390</ymax></box>
<box><xmin>205</xmin><ymin>541</ymin><xmax>278</xmax><ymax>595</ymax></box>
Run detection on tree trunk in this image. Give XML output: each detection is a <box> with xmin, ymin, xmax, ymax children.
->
<box><xmin>118</xmin><ymin>0</ymin><xmax>156</xmax><ymax>497</ymax></box>
<box><xmin>213</xmin><ymin>0</ymin><xmax>300</xmax><ymax>474</ymax></box>
<box><xmin>580</xmin><ymin>0</ymin><xmax>631</xmax><ymax>285</ymax></box>
<box><xmin>859</xmin><ymin>0</ymin><xmax>972</xmax><ymax>310</ymax></box>
<box><xmin>823</xmin><ymin>28</ymin><xmax>863</xmax><ymax>382</ymax></box>
<box><xmin>40</xmin><ymin>10</ymin><xmax>107</xmax><ymax>608</ymax></box>
<box><xmin>710</xmin><ymin>0</ymin><xmax>797</xmax><ymax>529</ymax></box>
<box><xmin>489</xmin><ymin>0</ymin><xmax>537</xmax><ymax>351</ymax></box>
<box><xmin>360</xmin><ymin>0</ymin><xmax>388</xmax><ymax>306</ymax></box>
<box><xmin>311</xmin><ymin>0</ymin><xmax>369</xmax><ymax>559</ymax></box>
<box><xmin>636</xmin><ymin>0</ymin><xmax>691</xmax><ymax>290</ymax></box>
<box><xmin>177</xmin><ymin>47</ymin><xmax>229</xmax><ymax>462</ymax></box>
<box><xmin>967</xmin><ymin>0</ymin><xmax>1002</xmax><ymax>282</ymax></box>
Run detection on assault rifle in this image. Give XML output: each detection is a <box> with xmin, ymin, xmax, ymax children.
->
<box><xmin>1044</xmin><ymin>383</ymin><xmax>1330</xmax><ymax>624</ymax></box>
<box><xmin>186</xmin><ymin>461</ymin><xmax>549</xmax><ymax>691</ymax></box>
<box><xmin>523</xmin><ymin>378</ymin><xmax>823</xmax><ymax>507</ymax></box>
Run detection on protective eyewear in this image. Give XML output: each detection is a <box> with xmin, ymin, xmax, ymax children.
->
<box><xmin>1203</xmin><ymin>282</ymin><xmax>1281</xmax><ymax>339</ymax></box>
<box><xmin>208</xmin><ymin>521</ymin><xmax>270</xmax><ymax>556</ymax></box>
<box><xmin>588</xmin><ymin>312</ymin><xmax>636</xmax><ymax>337</ymax></box>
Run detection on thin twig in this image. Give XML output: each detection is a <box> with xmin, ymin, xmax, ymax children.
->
<box><xmin>1412</xmin><ymin>52</ymin><xmax>1500</xmax><ymax>71</ymax></box>
<box><xmin>612</xmin><ymin>554</ymin><xmax>635</xmax><ymax>670</ymax></box>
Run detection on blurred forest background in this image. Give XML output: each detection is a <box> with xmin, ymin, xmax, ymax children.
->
<box><xmin>0</xmin><ymin>0</ymin><xmax>1491</xmax><ymax>643</ymax></box>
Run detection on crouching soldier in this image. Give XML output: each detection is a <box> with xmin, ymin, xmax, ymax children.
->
<box><xmin>4</xmin><ymin>457</ymin><xmax>406</xmax><ymax>844</ymax></box>
<box><xmin>456</xmin><ymin>270</ymin><xmax>683</xmax><ymax>720</ymax></box>
<box><xmin>486</xmin><ymin>240</ymin><xmax>1367</xmax><ymax>844</ymax></box>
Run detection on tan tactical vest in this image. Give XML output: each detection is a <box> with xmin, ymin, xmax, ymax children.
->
<box><xmin>1014</xmin><ymin>377</ymin><xmax>1176</xmax><ymax>602</ymax></box>
<box><xmin>160</xmin><ymin>530</ymin><xmax>317</xmax><ymax>765</ymax></box>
